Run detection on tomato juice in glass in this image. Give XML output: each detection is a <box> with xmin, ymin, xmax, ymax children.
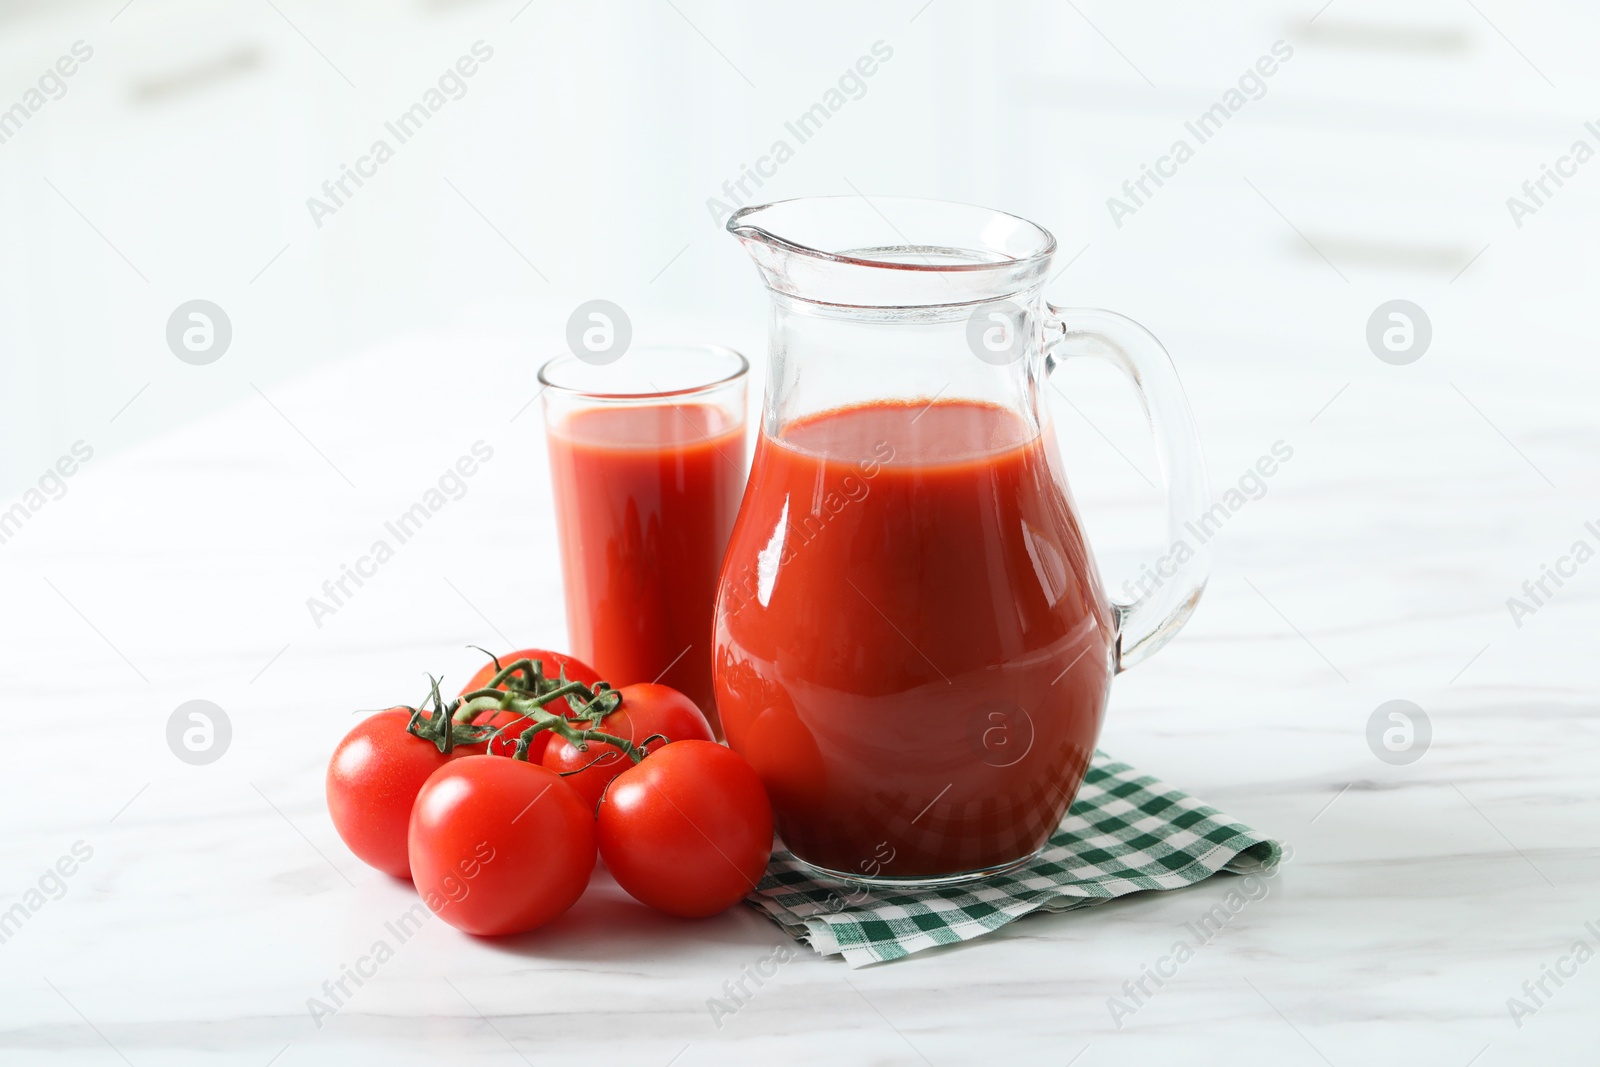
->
<box><xmin>713</xmin><ymin>398</ymin><xmax>1115</xmax><ymax>880</ymax></box>
<box><xmin>540</xmin><ymin>347</ymin><xmax>748</xmax><ymax>727</ymax></box>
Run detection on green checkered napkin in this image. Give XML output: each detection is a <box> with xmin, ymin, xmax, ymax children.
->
<box><xmin>745</xmin><ymin>751</ymin><xmax>1282</xmax><ymax>967</ymax></box>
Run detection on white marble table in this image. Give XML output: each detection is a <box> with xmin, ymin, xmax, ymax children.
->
<box><xmin>0</xmin><ymin>313</ymin><xmax>1595</xmax><ymax>1067</ymax></box>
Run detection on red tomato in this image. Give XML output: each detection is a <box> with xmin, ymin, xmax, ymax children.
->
<box><xmin>459</xmin><ymin>649</ymin><xmax>603</xmax><ymax>763</ymax></box>
<box><xmin>326</xmin><ymin>708</ymin><xmax>462</xmax><ymax>879</ymax></box>
<box><xmin>542</xmin><ymin>683</ymin><xmax>714</xmax><ymax>813</ymax></box>
<box><xmin>459</xmin><ymin>648</ymin><xmax>601</xmax><ymax>696</ymax></box>
<box><xmin>597</xmin><ymin>740</ymin><xmax>773</xmax><ymax>918</ymax></box>
<box><xmin>408</xmin><ymin>756</ymin><xmax>596</xmax><ymax>935</ymax></box>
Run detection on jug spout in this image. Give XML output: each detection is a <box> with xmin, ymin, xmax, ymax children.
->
<box><xmin>723</xmin><ymin>200</ymin><xmax>782</xmax><ymax>247</ymax></box>
<box><xmin>725</xmin><ymin>201</ymin><xmax>806</xmax><ymax>299</ymax></box>
<box><xmin>727</xmin><ymin>196</ymin><xmax>1054</xmax><ymax>309</ymax></box>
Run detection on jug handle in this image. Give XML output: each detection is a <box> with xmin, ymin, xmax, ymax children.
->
<box><xmin>1043</xmin><ymin>306</ymin><xmax>1211</xmax><ymax>672</ymax></box>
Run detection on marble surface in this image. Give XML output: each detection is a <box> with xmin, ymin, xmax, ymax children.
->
<box><xmin>0</xmin><ymin>309</ymin><xmax>1595</xmax><ymax>1067</ymax></box>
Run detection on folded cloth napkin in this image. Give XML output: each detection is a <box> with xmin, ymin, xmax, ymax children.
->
<box><xmin>745</xmin><ymin>751</ymin><xmax>1283</xmax><ymax>967</ymax></box>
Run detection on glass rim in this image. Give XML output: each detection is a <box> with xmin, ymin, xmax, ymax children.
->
<box><xmin>727</xmin><ymin>195</ymin><xmax>1058</xmax><ymax>274</ymax></box>
<box><xmin>537</xmin><ymin>343</ymin><xmax>749</xmax><ymax>402</ymax></box>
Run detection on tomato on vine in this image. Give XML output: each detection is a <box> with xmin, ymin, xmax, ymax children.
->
<box><xmin>457</xmin><ymin>647</ymin><xmax>605</xmax><ymax>761</ymax></box>
<box><xmin>459</xmin><ymin>647</ymin><xmax>601</xmax><ymax>697</ymax></box>
<box><xmin>326</xmin><ymin>657</ymin><xmax>773</xmax><ymax>933</ymax></box>
<box><xmin>542</xmin><ymin>683</ymin><xmax>714</xmax><ymax>812</ymax></box>
<box><xmin>598</xmin><ymin>740</ymin><xmax>773</xmax><ymax>918</ymax></box>
<box><xmin>326</xmin><ymin>699</ymin><xmax>472</xmax><ymax>879</ymax></box>
<box><xmin>409</xmin><ymin>756</ymin><xmax>596</xmax><ymax>935</ymax></box>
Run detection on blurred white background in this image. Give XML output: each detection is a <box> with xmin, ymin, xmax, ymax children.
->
<box><xmin>4</xmin><ymin>0</ymin><xmax>1597</xmax><ymax>492</ymax></box>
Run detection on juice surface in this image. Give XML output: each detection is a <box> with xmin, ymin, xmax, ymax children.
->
<box><xmin>548</xmin><ymin>403</ymin><xmax>746</xmax><ymax>724</ymax></box>
<box><xmin>712</xmin><ymin>399</ymin><xmax>1114</xmax><ymax>878</ymax></box>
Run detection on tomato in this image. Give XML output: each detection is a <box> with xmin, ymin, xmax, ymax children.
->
<box><xmin>459</xmin><ymin>649</ymin><xmax>603</xmax><ymax>763</ymax></box>
<box><xmin>459</xmin><ymin>648</ymin><xmax>601</xmax><ymax>696</ymax></box>
<box><xmin>326</xmin><ymin>708</ymin><xmax>463</xmax><ymax>879</ymax></box>
<box><xmin>408</xmin><ymin>756</ymin><xmax>596</xmax><ymax>935</ymax></box>
<box><xmin>542</xmin><ymin>683</ymin><xmax>714</xmax><ymax>812</ymax></box>
<box><xmin>597</xmin><ymin>740</ymin><xmax>773</xmax><ymax>918</ymax></box>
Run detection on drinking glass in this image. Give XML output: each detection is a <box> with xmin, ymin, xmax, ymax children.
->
<box><xmin>540</xmin><ymin>344</ymin><xmax>749</xmax><ymax>727</ymax></box>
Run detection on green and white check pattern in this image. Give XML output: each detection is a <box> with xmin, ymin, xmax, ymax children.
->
<box><xmin>746</xmin><ymin>751</ymin><xmax>1283</xmax><ymax>967</ymax></box>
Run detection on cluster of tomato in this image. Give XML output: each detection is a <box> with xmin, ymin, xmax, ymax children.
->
<box><xmin>325</xmin><ymin>648</ymin><xmax>774</xmax><ymax>935</ymax></box>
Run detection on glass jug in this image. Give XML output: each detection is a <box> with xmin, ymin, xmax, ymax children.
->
<box><xmin>712</xmin><ymin>197</ymin><xmax>1209</xmax><ymax>886</ymax></box>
